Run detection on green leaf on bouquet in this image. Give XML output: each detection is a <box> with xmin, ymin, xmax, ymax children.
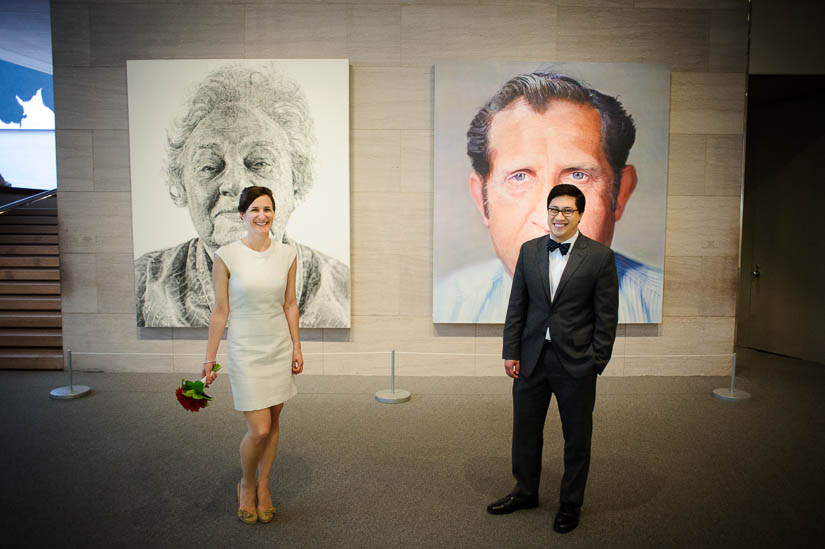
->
<box><xmin>176</xmin><ymin>364</ymin><xmax>222</xmax><ymax>409</ymax></box>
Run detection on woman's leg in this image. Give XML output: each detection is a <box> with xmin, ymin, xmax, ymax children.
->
<box><xmin>239</xmin><ymin>408</ymin><xmax>272</xmax><ymax>512</ymax></box>
<box><xmin>256</xmin><ymin>403</ymin><xmax>283</xmax><ymax>511</ymax></box>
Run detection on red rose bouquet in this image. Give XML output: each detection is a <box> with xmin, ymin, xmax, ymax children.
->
<box><xmin>175</xmin><ymin>363</ymin><xmax>221</xmax><ymax>412</ymax></box>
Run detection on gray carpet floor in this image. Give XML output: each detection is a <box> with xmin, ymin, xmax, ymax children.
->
<box><xmin>1</xmin><ymin>347</ymin><xmax>823</xmax><ymax>548</ymax></box>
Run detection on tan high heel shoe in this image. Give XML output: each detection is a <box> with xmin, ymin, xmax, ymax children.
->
<box><xmin>257</xmin><ymin>506</ymin><xmax>276</xmax><ymax>524</ymax></box>
<box><xmin>256</xmin><ymin>484</ymin><xmax>276</xmax><ymax>523</ymax></box>
<box><xmin>236</xmin><ymin>482</ymin><xmax>258</xmax><ymax>525</ymax></box>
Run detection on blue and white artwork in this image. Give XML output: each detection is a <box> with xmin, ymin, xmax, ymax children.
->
<box><xmin>0</xmin><ymin>59</ymin><xmax>56</xmax><ymax>189</ymax></box>
<box><xmin>0</xmin><ymin>60</ymin><xmax>54</xmax><ymax>129</ymax></box>
<box><xmin>0</xmin><ymin>0</ymin><xmax>56</xmax><ymax>189</ymax></box>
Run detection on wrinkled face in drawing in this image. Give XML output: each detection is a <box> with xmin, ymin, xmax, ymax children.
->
<box><xmin>180</xmin><ymin>104</ymin><xmax>295</xmax><ymax>250</ymax></box>
<box><xmin>469</xmin><ymin>99</ymin><xmax>637</xmax><ymax>276</ymax></box>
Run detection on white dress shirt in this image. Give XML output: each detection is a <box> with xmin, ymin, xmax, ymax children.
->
<box><xmin>546</xmin><ymin>231</ymin><xmax>579</xmax><ymax>340</ymax></box>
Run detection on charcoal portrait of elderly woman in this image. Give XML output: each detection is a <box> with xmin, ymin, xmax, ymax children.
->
<box><xmin>134</xmin><ymin>64</ymin><xmax>350</xmax><ymax>328</ymax></box>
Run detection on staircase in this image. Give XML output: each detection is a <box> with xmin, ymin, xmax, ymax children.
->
<box><xmin>0</xmin><ymin>195</ymin><xmax>63</xmax><ymax>369</ymax></box>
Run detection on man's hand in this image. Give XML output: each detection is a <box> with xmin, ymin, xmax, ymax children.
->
<box><xmin>504</xmin><ymin>359</ymin><xmax>520</xmax><ymax>379</ymax></box>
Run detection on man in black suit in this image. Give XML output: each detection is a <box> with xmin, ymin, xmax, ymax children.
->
<box><xmin>487</xmin><ymin>183</ymin><xmax>619</xmax><ymax>534</ymax></box>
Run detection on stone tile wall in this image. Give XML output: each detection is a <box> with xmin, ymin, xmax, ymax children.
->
<box><xmin>52</xmin><ymin>0</ymin><xmax>748</xmax><ymax>376</ymax></box>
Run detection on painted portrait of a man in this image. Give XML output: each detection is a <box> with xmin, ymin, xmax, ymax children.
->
<box><xmin>128</xmin><ymin>60</ymin><xmax>350</xmax><ymax>328</ymax></box>
<box><xmin>433</xmin><ymin>62</ymin><xmax>669</xmax><ymax>324</ymax></box>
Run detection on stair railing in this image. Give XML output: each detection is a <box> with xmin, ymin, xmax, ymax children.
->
<box><xmin>0</xmin><ymin>189</ymin><xmax>57</xmax><ymax>216</ymax></box>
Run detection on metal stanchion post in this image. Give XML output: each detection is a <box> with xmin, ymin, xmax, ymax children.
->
<box><xmin>50</xmin><ymin>349</ymin><xmax>91</xmax><ymax>400</ymax></box>
<box><xmin>375</xmin><ymin>349</ymin><xmax>411</xmax><ymax>404</ymax></box>
<box><xmin>712</xmin><ymin>352</ymin><xmax>751</xmax><ymax>402</ymax></box>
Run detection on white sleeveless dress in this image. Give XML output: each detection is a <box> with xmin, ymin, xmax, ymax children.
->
<box><xmin>215</xmin><ymin>239</ymin><xmax>298</xmax><ymax>411</ymax></box>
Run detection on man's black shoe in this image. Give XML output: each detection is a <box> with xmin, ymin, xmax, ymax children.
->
<box><xmin>486</xmin><ymin>494</ymin><xmax>539</xmax><ymax>515</ymax></box>
<box><xmin>553</xmin><ymin>504</ymin><xmax>581</xmax><ymax>533</ymax></box>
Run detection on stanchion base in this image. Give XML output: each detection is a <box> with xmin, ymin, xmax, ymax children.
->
<box><xmin>712</xmin><ymin>388</ymin><xmax>751</xmax><ymax>402</ymax></box>
<box><xmin>375</xmin><ymin>389</ymin><xmax>411</xmax><ymax>404</ymax></box>
<box><xmin>50</xmin><ymin>385</ymin><xmax>91</xmax><ymax>400</ymax></box>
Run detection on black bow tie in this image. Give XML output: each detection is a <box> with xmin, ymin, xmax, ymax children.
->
<box><xmin>546</xmin><ymin>238</ymin><xmax>571</xmax><ymax>256</ymax></box>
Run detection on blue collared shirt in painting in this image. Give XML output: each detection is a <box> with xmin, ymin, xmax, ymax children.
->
<box><xmin>434</xmin><ymin>252</ymin><xmax>662</xmax><ymax>324</ymax></box>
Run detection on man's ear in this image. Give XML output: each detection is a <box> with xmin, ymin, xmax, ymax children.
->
<box><xmin>469</xmin><ymin>171</ymin><xmax>490</xmax><ymax>227</ymax></box>
<box><xmin>614</xmin><ymin>165</ymin><xmax>637</xmax><ymax>222</ymax></box>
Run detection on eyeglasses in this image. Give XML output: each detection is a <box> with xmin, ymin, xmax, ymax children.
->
<box><xmin>548</xmin><ymin>207</ymin><xmax>578</xmax><ymax>217</ymax></box>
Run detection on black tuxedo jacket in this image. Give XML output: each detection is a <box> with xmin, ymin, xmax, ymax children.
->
<box><xmin>502</xmin><ymin>233</ymin><xmax>619</xmax><ymax>379</ymax></box>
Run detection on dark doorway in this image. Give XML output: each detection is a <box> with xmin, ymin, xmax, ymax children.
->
<box><xmin>737</xmin><ymin>75</ymin><xmax>825</xmax><ymax>364</ymax></box>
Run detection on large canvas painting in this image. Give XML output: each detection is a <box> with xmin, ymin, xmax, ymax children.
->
<box><xmin>433</xmin><ymin>62</ymin><xmax>670</xmax><ymax>325</ymax></box>
<box><xmin>127</xmin><ymin>59</ymin><xmax>350</xmax><ymax>328</ymax></box>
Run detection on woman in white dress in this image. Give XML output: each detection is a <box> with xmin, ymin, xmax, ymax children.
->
<box><xmin>202</xmin><ymin>185</ymin><xmax>304</xmax><ymax>525</ymax></box>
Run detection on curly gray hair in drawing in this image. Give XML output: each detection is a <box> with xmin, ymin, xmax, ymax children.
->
<box><xmin>166</xmin><ymin>63</ymin><xmax>317</xmax><ymax>206</ymax></box>
<box><xmin>467</xmin><ymin>71</ymin><xmax>636</xmax><ymax>214</ymax></box>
